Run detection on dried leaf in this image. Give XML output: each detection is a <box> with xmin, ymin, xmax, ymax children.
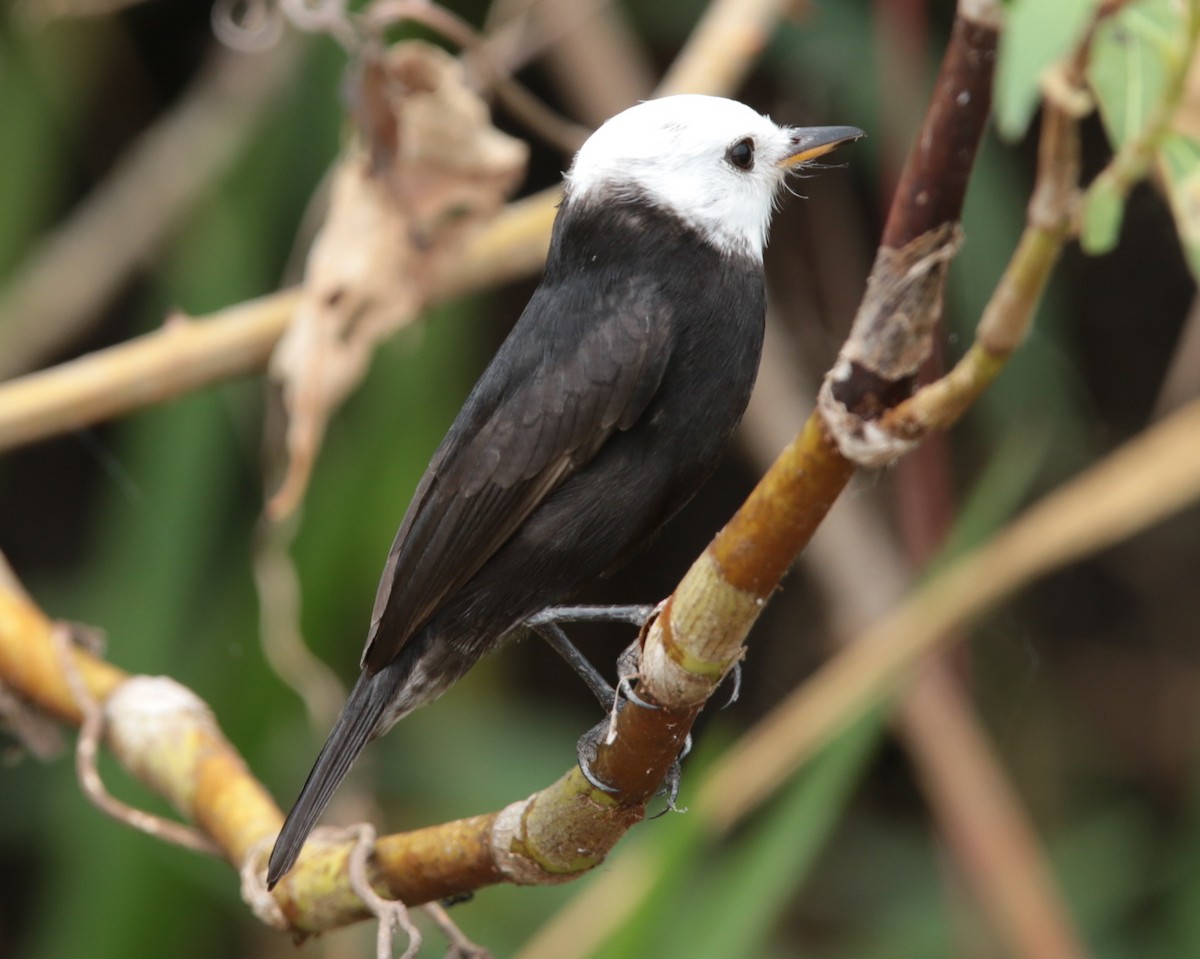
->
<box><xmin>267</xmin><ymin>41</ymin><xmax>528</xmax><ymax>519</ymax></box>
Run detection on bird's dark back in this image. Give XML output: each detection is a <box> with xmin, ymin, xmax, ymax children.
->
<box><xmin>428</xmin><ymin>197</ymin><xmax>767</xmax><ymax>641</ymax></box>
<box><xmin>546</xmin><ymin>194</ymin><xmax>767</xmax><ymax>501</ymax></box>
<box><xmin>368</xmin><ymin>194</ymin><xmax>768</xmax><ymax>674</ymax></box>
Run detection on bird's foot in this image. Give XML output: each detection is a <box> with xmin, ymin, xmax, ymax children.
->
<box><xmin>575</xmin><ymin>712</ymin><xmax>690</xmax><ymax>813</ymax></box>
<box><xmin>575</xmin><ymin>720</ymin><xmax>620</xmax><ymax>794</ymax></box>
<box><xmin>577</xmin><ymin>638</ymin><xmax>689</xmax><ymax>812</ymax></box>
<box><xmin>527</xmin><ymin>604</ymin><xmax>690</xmax><ymax>811</ymax></box>
<box><xmin>527</xmin><ymin>618</ymin><xmax>615</xmax><ymax>708</ymax></box>
<box><xmin>651</xmin><ymin>736</ymin><xmax>690</xmax><ymax>818</ymax></box>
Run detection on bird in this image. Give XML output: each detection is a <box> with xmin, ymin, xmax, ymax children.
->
<box><xmin>267</xmin><ymin>94</ymin><xmax>862</xmax><ymax>888</ymax></box>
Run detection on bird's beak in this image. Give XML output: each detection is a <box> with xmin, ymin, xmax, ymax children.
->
<box><xmin>778</xmin><ymin>126</ymin><xmax>866</xmax><ymax>168</ymax></box>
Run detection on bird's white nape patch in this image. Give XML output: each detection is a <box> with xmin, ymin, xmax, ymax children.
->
<box><xmin>564</xmin><ymin>95</ymin><xmax>799</xmax><ymax>260</ymax></box>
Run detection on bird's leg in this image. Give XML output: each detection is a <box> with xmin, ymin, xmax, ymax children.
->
<box><xmin>528</xmin><ymin>604</ymin><xmax>657</xmax><ymax>627</ymax></box>
<box><xmin>573</xmin><ymin>677</ymin><xmax>691</xmax><ymax>808</ymax></box>
<box><xmin>652</xmin><ymin>733</ymin><xmax>691</xmax><ymax>817</ymax></box>
<box><xmin>527</xmin><ymin>619</ymin><xmax>615</xmax><ymax>709</ymax></box>
<box><xmin>525</xmin><ymin>604</ymin><xmax>658</xmax><ymax>710</ymax></box>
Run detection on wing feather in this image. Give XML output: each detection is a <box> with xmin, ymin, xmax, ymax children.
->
<box><xmin>362</xmin><ymin>277</ymin><xmax>671</xmax><ymax>671</ymax></box>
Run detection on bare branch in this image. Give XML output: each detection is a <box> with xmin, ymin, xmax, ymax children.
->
<box><xmin>0</xmin><ymin>585</ymin><xmax>283</xmax><ymax>868</ymax></box>
<box><xmin>818</xmin><ymin>10</ymin><xmax>998</xmax><ymax>466</ymax></box>
<box><xmin>0</xmin><ymin>291</ymin><xmax>299</xmax><ymax>452</ymax></box>
<box><xmin>699</xmin><ymin>389</ymin><xmax>1200</xmax><ymax>827</ymax></box>
<box><xmin>883</xmin><ymin>100</ymin><xmax>1081</xmax><ymax>438</ymax></box>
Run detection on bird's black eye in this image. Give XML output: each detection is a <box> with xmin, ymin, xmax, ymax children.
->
<box><xmin>726</xmin><ymin>137</ymin><xmax>755</xmax><ymax>171</ymax></box>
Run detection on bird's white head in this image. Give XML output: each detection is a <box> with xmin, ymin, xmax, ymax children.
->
<box><xmin>564</xmin><ymin>94</ymin><xmax>862</xmax><ymax>261</ymax></box>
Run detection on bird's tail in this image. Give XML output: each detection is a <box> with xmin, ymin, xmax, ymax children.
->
<box><xmin>266</xmin><ymin>666</ymin><xmax>400</xmax><ymax>888</ymax></box>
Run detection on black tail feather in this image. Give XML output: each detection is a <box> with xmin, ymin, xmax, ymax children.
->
<box><xmin>266</xmin><ymin>667</ymin><xmax>398</xmax><ymax>888</ymax></box>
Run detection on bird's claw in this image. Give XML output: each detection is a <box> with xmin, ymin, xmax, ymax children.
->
<box><xmin>723</xmin><ymin>661</ymin><xmax>742</xmax><ymax>708</ymax></box>
<box><xmin>647</xmin><ymin>733</ymin><xmax>692</xmax><ymax>818</ymax></box>
<box><xmin>577</xmin><ymin>712</ymin><xmax>691</xmax><ymax>812</ymax></box>
<box><xmin>576</xmin><ymin>720</ymin><xmax>621</xmax><ymax>794</ymax></box>
<box><xmin>578</xmin><ymin>643</ymin><xmax>691</xmax><ymax>809</ymax></box>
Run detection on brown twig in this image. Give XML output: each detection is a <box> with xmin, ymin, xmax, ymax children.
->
<box><xmin>818</xmin><ymin>5</ymin><xmax>999</xmax><ymax>465</ymax></box>
<box><xmin>865</xmin><ymin>22</ymin><xmax>1088</xmax><ymax>953</ymax></box>
<box><xmin>698</xmin><ymin>387</ymin><xmax>1200</xmax><ymax>826</ymax></box>
<box><xmin>883</xmin><ymin>99</ymin><xmax>1081</xmax><ymax>437</ymax></box>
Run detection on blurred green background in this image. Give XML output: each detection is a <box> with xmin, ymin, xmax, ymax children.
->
<box><xmin>1</xmin><ymin>1</ymin><xmax>1199</xmax><ymax>957</ymax></box>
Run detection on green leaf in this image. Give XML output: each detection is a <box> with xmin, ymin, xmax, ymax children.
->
<box><xmin>1088</xmin><ymin>0</ymin><xmax>1184</xmax><ymax>149</ymax></box>
<box><xmin>994</xmin><ymin>0</ymin><xmax>1099</xmax><ymax>140</ymax></box>
<box><xmin>1080</xmin><ymin>175</ymin><xmax>1127</xmax><ymax>253</ymax></box>
<box><xmin>1156</xmin><ymin>132</ymin><xmax>1200</xmax><ymax>283</ymax></box>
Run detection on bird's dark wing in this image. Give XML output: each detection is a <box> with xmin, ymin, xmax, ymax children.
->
<box><xmin>362</xmin><ymin>278</ymin><xmax>673</xmax><ymax>672</ymax></box>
